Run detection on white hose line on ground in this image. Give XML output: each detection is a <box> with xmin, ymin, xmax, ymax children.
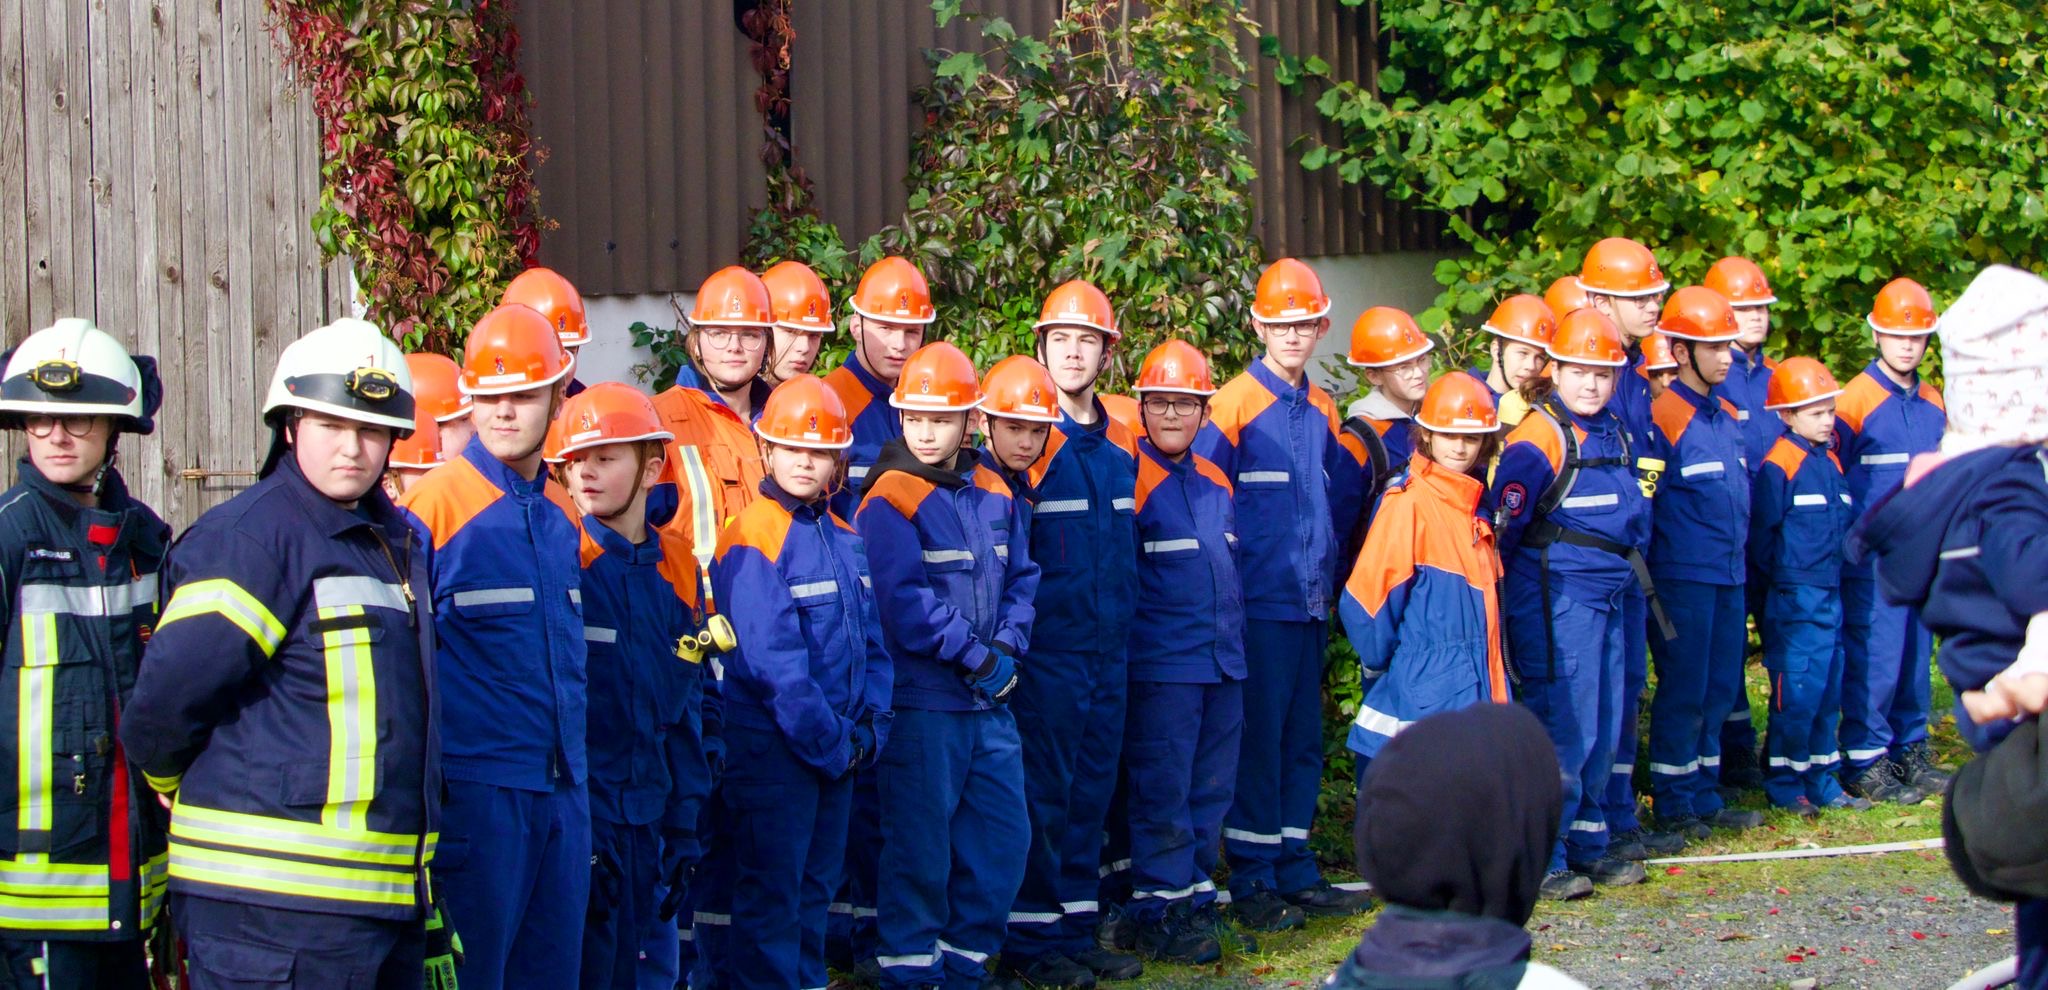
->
<box><xmin>1645</xmin><ymin>837</ymin><xmax>1944</xmax><ymax>866</ymax></box>
<box><xmin>1944</xmin><ymin>954</ymin><xmax>2017</xmax><ymax>990</ymax></box>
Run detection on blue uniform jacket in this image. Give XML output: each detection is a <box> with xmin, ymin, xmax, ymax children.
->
<box><xmin>1340</xmin><ymin>456</ymin><xmax>1507</xmax><ymax>759</ymax></box>
<box><xmin>1130</xmin><ymin>439</ymin><xmax>1245</xmax><ymax>683</ymax></box>
<box><xmin>824</xmin><ymin>359</ymin><xmax>904</xmax><ymax>521</ymax></box>
<box><xmin>1195</xmin><ymin>360</ymin><xmax>1354</xmax><ymax>621</ymax></box>
<box><xmin>1646</xmin><ymin>381</ymin><xmax>1751</xmax><ymax>586</ymax></box>
<box><xmin>1748</xmin><ymin>435</ymin><xmax>1854</xmax><ymax>589</ymax></box>
<box><xmin>399</xmin><ymin>437</ymin><xmax>586</xmax><ymax>792</ymax></box>
<box><xmin>857</xmin><ymin>442</ymin><xmax>1039</xmax><ymax>711</ymax></box>
<box><xmin>1852</xmin><ymin>444</ymin><xmax>2048</xmax><ymax>751</ymax></box>
<box><xmin>1492</xmin><ymin>402</ymin><xmax>1653</xmax><ymax>604</ymax></box>
<box><xmin>1616</xmin><ymin>348</ymin><xmax>1657</xmax><ymax>451</ymax></box>
<box><xmin>1723</xmin><ymin>348</ymin><xmax>1783</xmax><ymax>474</ymax></box>
<box><xmin>1834</xmin><ymin>363</ymin><xmax>1945</xmax><ymax>579</ymax></box>
<box><xmin>122</xmin><ymin>456</ymin><xmax>440</xmax><ymax>921</ymax></box>
<box><xmin>577</xmin><ymin>519</ymin><xmax>711</xmax><ymax>837</ymax></box>
<box><xmin>711</xmin><ymin>479</ymin><xmax>892</xmax><ymax>776</ymax></box>
<box><xmin>1025</xmin><ymin>399</ymin><xmax>1140</xmax><ymax>650</ymax></box>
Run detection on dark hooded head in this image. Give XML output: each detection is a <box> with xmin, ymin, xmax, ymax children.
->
<box><xmin>1356</xmin><ymin>703</ymin><xmax>1563</xmax><ymax>925</ymax></box>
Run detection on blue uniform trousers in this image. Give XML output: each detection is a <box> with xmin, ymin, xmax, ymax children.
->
<box><xmin>682</xmin><ymin>801</ymin><xmax>734</xmax><ymax>990</ymax></box>
<box><xmin>2019</xmin><ymin>899</ymin><xmax>2048</xmax><ymax>990</ymax></box>
<box><xmin>1095</xmin><ymin>768</ymin><xmax>1132</xmax><ymax>917</ymax></box>
<box><xmin>1760</xmin><ymin>585</ymin><xmax>1847</xmax><ymax>808</ymax></box>
<box><xmin>1508</xmin><ymin>582</ymin><xmax>1624</xmax><ymax>871</ymax></box>
<box><xmin>1007</xmin><ymin>648</ymin><xmax>1127</xmax><ymax>960</ymax></box>
<box><xmin>1647</xmin><ymin>579</ymin><xmax>1747</xmax><ymax>819</ymax></box>
<box><xmin>826</xmin><ymin>774</ymin><xmax>882</xmax><ymax>967</ymax></box>
<box><xmin>1222</xmin><ymin>619</ymin><xmax>1327</xmax><ymax>898</ymax></box>
<box><xmin>1602</xmin><ymin>588</ymin><xmax>1649</xmax><ymax>834</ymax></box>
<box><xmin>1723</xmin><ymin>581</ymin><xmax>1765</xmax><ymax>767</ymax></box>
<box><xmin>722</xmin><ymin>721</ymin><xmax>853</xmax><ymax>990</ymax></box>
<box><xmin>637</xmin><ymin>884</ymin><xmax>681</xmax><ymax>990</ymax></box>
<box><xmin>875</xmin><ymin>708</ymin><xmax>1029</xmax><ymax>989</ymax></box>
<box><xmin>583</xmin><ymin>819</ymin><xmax>661</xmax><ymax>990</ymax></box>
<box><xmin>175</xmin><ymin>894</ymin><xmax>424</xmax><ymax>990</ymax></box>
<box><xmin>1124</xmin><ymin>680</ymin><xmax>1243</xmax><ymax>922</ymax></box>
<box><xmin>437</xmin><ymin>778</ymin><xmax>592</xmax><ymax>990</ymax></box>
<box><xmin>1840</xmin><ymin>577</ymin><xmax>1935</xmax><ymax>771</ymax></box>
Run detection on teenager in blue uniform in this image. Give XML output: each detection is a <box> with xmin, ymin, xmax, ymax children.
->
<box><xmin>1003</xmin><ymin>280</ymin><xmax>1145</xmax><ymax>987</ymax></box>
<box><xmin>398</xmin><ymin>304</ymin><xmax>588</xmax><ymax>990</ymax></box>
<box><xmin>1747</xmin><ymin>359</ymin><xmax>1867</xmax><ymax>817</ymax></box>
<box><xmin>548</xmin><ymin>385</ymin><xmax>715</xmax><ymax>990</ymax></box>
<box><xmin>124</xmin><ymin>320</ymin><xmax>440</xmax><ymax>988</ymax></box>
<box><xmin>712</xmin><ymin>375</ymin><xmax>893</xmax><ymax>990</ymax></box>
<box><xmin>1477</xmin><ymin>294</ymin><xmax>1559</xmax><ymax>403</ymax></box>
<box><xmin>0</xmin><ymin>320</ymin><xmax>167</xmax><ymax>987</ymax></box>
<box><xmin>976</xmin><ymin>356</ymin><xmax>1059</xmax><ymax>504</ymax></box>
<box><xmin>1117</xmin><ymin>342</ymin><xmax>1246</xmax><ymax>966</ymax></box>
<box><xmin>1341</xmin><ymin>372</ymin><xmax>1508</xmax><ymax>777</ymax></box>
<box><xmin>1834</xmin><ymin>277</ymin><xmax>1947</xmax><ymax>805</ymax></box>
<box><xmin>1491</xmin><ymin>309</ymin><xmax>1654</xmax><ymax>900</ymax></box>
<box><xmin>1642</xmin><ymin>287</ymin><xmax>1765</xmax><ymax>836</ymax></box>
<box><xmin>857</xmin><ymin>344</ymin><xmax>1037</xmax><ymax>989</ymax></box>
<box><xmin>1195</xmin><ymin>259</ymin><xmax>1370</xmax><ymax>932</ymax></box>
<box><xmin>1338</xmin><ymin>307</ymin><xmax>1432</xmax><ymax>529</ymax></box>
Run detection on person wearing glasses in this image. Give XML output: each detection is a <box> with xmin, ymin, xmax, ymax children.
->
<box><xmin>0</xmin><ymin>319</ymin><xmax>167</xmax><ymax>988</ymax></box>
<box><xmin>123</xmin><ymin>319</ymin><xmax>441</xmax><ymax>988</ymax></box>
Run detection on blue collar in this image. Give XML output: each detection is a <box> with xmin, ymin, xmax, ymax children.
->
<box><xmin>460</xmin><ymin>433</ymin><xmax>548</xmax><ymax>499</ymax></box>
<box><xmin>759</xmin><ymin>476</ymin><xmax>832</xmax><ymax>521</ymax></box>
<box><xmin>1056</xmin><ymin>396</ymin><xmax>1114</xmax><ymax>439</ymax></box>
<box><xmin>273</xmin><ymin>451</ymin><xmax>411</xmax><ymax>540</ymax></box>
<box><xmin>1137</xmin><ymin>437</ymin><xmax>1192</xmax><ymax>474</ymax></box>
<box><xmin>1671</xmin><ymin>379</ymin><xmax>1719</xmax><ymax>416</ymax></box>
<box><xmin>839</xmin><ymin>356</ymin><xmax>891</xmax><ymax>402</ymax></box>
<box><xmin>1863</xmin><ymin>359</ymin><xmax>1920</xmax><ymax>397</ymax></box>
<box><xmin>1248</xmin><ymin>358</ymin><xmax>1310</xmax><ymax>404</ymax></box>
<box><xmin>585</xmin><ymin>514</ymin><xmax>660</xmax><ymax>563</ymax></box>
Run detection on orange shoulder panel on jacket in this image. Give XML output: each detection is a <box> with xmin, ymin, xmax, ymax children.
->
<box><xmin>864</xmin><ymin>470</ymin><xmax>938</xmax><ymax>523</ymax></box>
<box><xmin>973</xmin><ymin>464</ymin><xmax>1013</xmax><ymax>499</ymax></box>
<box><xmin>1718</xmin><ymin>396</ymin><xmax>1741</xmax><ymax>418</ymax></box>
<box><xmin>1833</xmin><ymin>373</ymin><xmax>1888</xmax><ymax>434</ymax></box>
<box><xmin>656</xmin><ymin>530</ymin><xmax>704</xmax><ymax>611</ymax></box>
<box><xmin>1918</xmin><ymin>381</ymin><xmax>1945</xmax><ymax>411</ymax></box>
<box><xmin>1027</xmin><ymin>426</ymin><xmax>1069</xmax><ymax>488</ymax></box>
<box><xmin>1368</xmin><ymin>417</ymin><xmax>1396</xmax><ymax>438</ymax></box>
<box><xmin>1651</xmin><ymin>389</ymin><xmax>1696</xmax><ymax>449</ymax></box>
<box><xmin>1763</xmin><ymin>355</ymin><xmax>1780</xmax><ymax>371</ymax></box>
<box><xmin>577</xmin><ymin>523</ymin><xmax>605</xmax><ymax>569</ymax></box>
<box><xmin>715</xmin><ymin>498</ymin><xmax>791</xmax><ymax>565</ymax></box>
<box><xmin>1104</xmin><ymin>415</ymin><xmax>1139</xmax><ymax>458</ymax></box>
<box><xmin>823</xmin><ymin>365</ymin><xmax>876</xmax><ymax>425</ymax></box>
<box><xmin>1308</xmin><ymin>386</ymin><xmax>1342</xmax><ymax>430</ymax></box>
<box><xmin>1133</xmin><ymin>452</ymin><xmax>1170</xmax><ymax>514</ymax></box>
<box><xmin>397</xmin><ymin>457</ymin><xmax>504</xmax><ymax>552</ymax></box>
<box><xmin>1501</xmin><ymin>412</ymin><xmax>1568</xmax><ymax>474</ymax></box>
<box><xmin>1193</xmin><ymin>454</ymin><xmax>1232</xmax><ymax>495</ymax></box>
<box><xmin>1205</xmin><ymin>374</ymin><xmax>1276</xmax><ymax>446</ymax></box>
<box><xmin>1343</xmin><ymin>493</ymin><xmax>1419</xmax><ymax>617</ymax></box>
<box><xmin>1762</xmin><ymin>436</ymin><xmax>1808</xmax><ymax>480</ymax></box>
<box><xmin>544</xmin><ymin>478</ymin><xmax>578</xmax><ymax>521</ymax></box>
<box><xmin>1337</xmin><ymin>429</ymin><xmax>1368</xmax><ymax>467</ymax></box>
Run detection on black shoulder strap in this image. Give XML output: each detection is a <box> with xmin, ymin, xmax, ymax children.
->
<box><xmin>1532</xmin><ymin>398</ymin><xmax>1580</xmax><ymax>518</ymax></box>
<box><xmin>1341</xmin><ymin>416</ymin><xmax>1392</xmax><ymax>505</ymax></box>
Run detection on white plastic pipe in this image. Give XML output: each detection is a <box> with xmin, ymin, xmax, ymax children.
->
<box><xmin>1645</xmin><ymin>837</ymin><xmax>1944</xmax><ymax>865</ymax></box>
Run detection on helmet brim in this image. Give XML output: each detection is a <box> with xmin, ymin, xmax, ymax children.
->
<box><xmin>1031</xmin><ymin>318</ymin><xmax>1121</xmax><ymax>341</ymax></box>
<box><xmin>461</xmin><ymin>358</ymin><xmax>576</xmax><ymax>396</ymax></box>
<box><xmin>888</xmin><ymin>395</ymin><xmax>983</xmax><ymax>413</ymax></box>
<box><xmin>553</xmin><ymin>428</ymin><xmax>677</xmax><ymax>461</ymax></box>
<box><xmin>1868</xmin><ymin>316</ymin><xmax>1937</xmax><ymax>337</ymax></box>
<box><xmin>1346</xmin><ymin>340</ymin><xmax>1436</xmax><ymax>368</ymax></box>
<box><xmin>1415</xmin><ymin>415</ymin><xmax>1499</xmax><ymax>434</ymax></box>
<box><xmin>848</xmin><ymin>302</ymin><xmax>937</xmax><ymax>325</ymax></box>
<box><xmin>1764</xmin><ymin>388</ymin><xmax>1844</xmax><ymax>411</ymax></box>
<box><xmin>1576</xmin><ymin>276</ymin><xmax>1670</xmax><ymax>298</ymax></box>
<box><xmin>753</xmin><ymin>422</ymin><xmax>853</xmax><ymax>450</ymax></box>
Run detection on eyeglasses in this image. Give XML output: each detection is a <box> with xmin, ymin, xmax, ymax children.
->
<box><xmin>698</xmin><ymin>327</ymin><xmax>769</xmax><ymax>351</ymax></box>
<box><xmin>1259</xmin><ymin>322</ymin><xmax>1320</xmax><ymax>340</ymax></box>
<box><xmin>1141</xmin><ymin>395</ymin><xmax>1205</xmax><ymax>417</ymax></box>
<box><xmin>24</xmin><ymin>414</ymin><xmax>98</xmax><ymax>439</ymax></box>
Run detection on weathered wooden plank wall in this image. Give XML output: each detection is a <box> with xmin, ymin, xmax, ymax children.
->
<box><xmin>0</xmin><ymin>0</ymin><xmax>349</xmax><ymax>530</ymax></box>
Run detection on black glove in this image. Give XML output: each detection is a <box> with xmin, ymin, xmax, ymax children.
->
<box><xmin>587</xmin><ymin>848</ymin><xmax>624</xmax><ymax>923</ymax></box>
<box><xmin>965</xmin><ymin>644</ymin><xmax>1020</xmax><ymax>704</ymax></box>
<box><xmin>656</xmin><ymin>828</ymin><xmax>696</xmax><ymax>921</ymax></box>
<box><xmin>425</xmin><ymin>875</ymin><xmax>463</xmax><ymax>989</ymax></box>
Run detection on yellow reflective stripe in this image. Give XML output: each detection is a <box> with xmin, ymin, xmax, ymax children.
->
<box><xmin>171</xmin><ymin>804</ymin><xmax>421</xmax><ymax>865</ymax></box>
<box><xmin>677</xmin><ymin>445</ymin><xmax>721</xmax><ymax>609</ymax></box>
<box><xmin>317</xmin><ymin>605</ymin><xmax>378</xmax><ymax>831</ymax></box>
<box><xmin>139</xmin><ymin>852</ymin><xmax>169</xmax><ymax>927</ymax></box>
<box><xmin>0</xmin><ymin>892</ymin><xmax>109</xmax><ymax>931</ymax></box>
<box><xmin>169</xmin><ymin>844</ymin><xmax>415</xmax><ymax>907</ymax></box>
<box><xmin>158</xmin><ymin>579</ymin><xmax>286</xmax><ymax>657</ymax></box>
<box><xmin>16</xmin><ymin>613</ymin><xmax>56</xmax><ymax>854</ymax></box>
<box><xmin>0</xmin><ymin>858</ymin><xmax>107</xmax><ymax>897</ymax></box>
<box><xmin>143</xmin><ymin>771</ymin><xmax>181</xmax><ymax>796</ymax></box>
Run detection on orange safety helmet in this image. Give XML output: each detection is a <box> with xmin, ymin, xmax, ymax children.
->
<box><xmin>756</xmin><ymin>374</ymin><xmax>854</xmax><ymax>449</ymax></box>
<box><xmin>1252</xmin><ymin>258</ymin><xmax>1331</xmax><ymax>322</ymax></box>
<box><xmin>1576</xmin><ymin>237</ymin><xmax>1669</xmax><ymax>297</ymax></box>
<box><xmin>691</xmin><ymin>266</ymin><xmax>776</xmax><ymax>328</ymax></box>
<box><xmin>1868</xmin><ymin>277</ymin><xmax>1937</xmax><ymax>336</ymax></box>
<box><xmin>1482</xmin><ymin>294</ymin><xmax>1559</xmax><ymax>348</ymax></box>
<box><xmin>1346</xmin><ymin>307</ymin><xmax>1434</xmax><ymax>368</ymax></box>
<box><xmin>550</xmin><ymin>382</ymin><xmax>675</xmax><ymax>461</ymax></box>
<box><xmin>1765</xmin><ymin>356</ymin><xmax>1844</xmax><ymax>410</ymax></box>
<box><xmin>407</xmin><ymin>352</ymin><xmax>471</xmax><ymax>423</ymax></box>
<box><xmin>1099</xmin><ymin>393</ymin><xmax>1144</xmax><ymax>437</ymax></box>
<box><xmin>980</xmin><ymin>355</ymin><xmax>1062</xmax><ymax>423</ymax></box>
<box><xmin>762</xmin><ymin>260</ymin><xmax>835</xmax><ymax>333</ymax></box>
<box><xmin>1642</xmin><ymin>332</ymin><xmax>1678</xmax><ymax>372</ymax></box>
<box><xmin>1546</xmin><ymin>308</ymin><xmax>1629</xmax><ymax>367</ymax></box>
<box><xmin>890</xmin><ymin>342</ymin><xmax>982</xmax><ymax>412</ymax></box>
<box><xmin>1033</xmin><ymin>279</ymin><xmax>1120</xmax><ymax>340</ymax></box>
<box><xmin>389</xmin><ymin>402</ymin><xmax>446</xmax><ymax>470</ymax></box>
<box><xmin>1657</xmin><ymin>286</ymin><xmax>1741</xmax><ymax>342</ymax></box>
<box><xmin>1545</xmin><ymin>275</ymin><xmax>1592</xmax><ymax>317</ymax></box>
<box><xmin>503</xmin><ymin>267</ymin><xmax>591</xmax><ymax>348</ymax></box>
<box><xmin>1134</xmin><ymin>339</ymin><xmax>1217</xmax><ymax>395</ymax></box>
<box><xmin>1703</xmin><ymin>256</ymin><xmax>1777</xmax><ymax>307</ymax></box>
<box><xmin>1415</xmin><ymin>372</ymin><xmax>1499</xmax><ymax>434</ymax></box>
<box><xmin>462</xmin><ymin>304</ymin><xmax>575</xmax><ymax>395</ymax></box>
<box><xmin>850</xmin><ymin>256</ymin><xmax>937</xmax><ymax>325</ymax></box>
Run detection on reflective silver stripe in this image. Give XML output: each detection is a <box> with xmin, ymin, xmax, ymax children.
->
<box><xmin>585</xmin><ymin>626</ymin><xmax>619</xmax><ymax>644</ymax></box>
<box><xmin>1735</xmin><ymin>409</ymin><xmax>1751</xmax><ymax>421</ymax></box>
<box><xmin>1061</xmin><ymin>900</ymin><xmax>1099</xmax><ymax>914</ymax></box>
<box><xmin>17</xmin><ymin>614</ymin><xmax>56</xmax><ymax>838</ymax></box>
<box><xmin>1237</xmin><ymin>471</ymin><xmax>1290</xmax><ymax>483</ymax></box>
<box><xmin>939</xmin><ymin>940</ymin><xmax>989</xmax><ymax>964</ymax></box>
<box><xmin>694</xmin><ymin>911</ymin><xmax>734</xmax><ymax>926</ymax></box>
<box><xmin>169</xmin><ymin>847</ymin><xmax>413</xmax><ymax>903</ymax></box>
<box><xmin>1680</xmin><ymin>461</ymin><xmax>1725</xmax><ymax>477</ymax></box>
<box><xmin>317</xmin><ymin>605</ymin><xmax>376</xmax><ymax>831</ymax></box>
<box><xmin>1648</xmin><ymin>759</ymin><xmax>1699</xmax><ymax>776</ymax></box>
<box><xmin>1097</xmin><ymin>858</ymin><xmax>1132</xmax><ymax>879</ymax></box>
<box><xmin>1560</xmin><ymin>492</ymin><xmax>1619</xmax><ymax>509</ymax></box>
<box><xmin>312</xmin><ymin>576</ymin><xmax>408</xmax><ymax>613</ymax></box>
<box><xmin>1111</xmin><ymin>497</ymin><xmax>1135</xmax><ymax>511</ymax></box>
<box><xmin>0</xmin><ymin>860</ymin><xmax>108</xmax><ymax>894</ymax></box>
<box><xmin>1035</xmin><ymin>499</ymin><xmax>1089</xmax><ymax>515</ymax></box>
<box><xmin>1008</xmin><ymin>910</ymin><xmax>1062</xmax><ymax>924</ymax></box>
<box><xmin>878</xmin><ymin>952</ymin><xmax>938</xmax><ymax>969</ymax></box>
<box><xmin>450</xmin><ymin>587</ymin><xmax>536</xmax><ymax>607</ymax></box>
<box><xmin>1792</xmin><ymin>493</ymin><xmax>1828</xmax><ymax>507</ymax></box>
<box><xmin>789</xmin><ymin>581</ymin><xmax>839</xmax><ymax>600</ymax></box>
<box><xmin>1700</xmin><ymin>755</ymin><xmax>1721</xmax><ymax>768</ymax></box>
<box><xmin>1939</xmin><ymin>545</ymin><xmax>1981</xmax><ymax>560</ymax></box>
<box><xmin>1281</xmin><ymin>827</ymin><xmax>1311</xmax><ymax>841</ymax></box>
<box><xmin>1131</xmin><ymin>879</ymin><xmax>1214</xmax><ymax>900</ymax></box>
<box><xmin>0</xmin><ymin>900</ymin><xmax>107</xmax><ymax>925</ymax></box>
<box><xmin>1846</xmin><ymin>746</ymin><xmax>1889</xmax><ymax>761</ymax></box>
<box><xmin>1812</xmin><ymin>750</ymin><xmax>1842</xmax><ymax>765</ymax></box>
<box><xmin>1351</xmin><ymin>703</ymin><xmax>1411</xmax><ymax>738</ymax></box>
<box><xmin>1612</xmin><ymin>763</ymin><xmax>1634</xmax><ymax>775</ymax></box>
<box><xmin>19</xmin><ymin>576</ymin><xmax>158</xmax><ymax>616</ymax></box>
<box><xmin>993</xmin><ymin>545</ymin><xmax>1009</xmax><ymax>561</ymax></box>
<box><xmin>1861</xmin><ymin>452</ymin><xmax>1911</xmax><ymax>466</ymax></box>
<box><xmin>1841</xmin><ymin>493</ymin><xmax>1854</xmax><ymax>504</ymax></box>
<box><xmin>1224</xmin><ymin>533</ymin><xmax>1238</xmax><ymax>545</ymax></box>
<box><xmin>1142</xmin><ymin>539</ymin><xmax>1201</xmax><ymax>554</ymax></box>
<box><xmin>1568</xmin><ymin>820</ymin><xmax>1606</xmax><ymax>833</ymax></box>
<box><xmin>846</xmin><ymin>464</ymin><xmax>871</xmax><ymax>480</ymax></box>
<box><xmin>1221</xmin><ymin>828</ymin><xmax>1280</xmax><ymax>845</ymax></box>
<box><xmin>1725</xmin><ymin>711</ymin><xmax>1750</xmax><ymax>723</ymax></box>
<box><xmin>171</xmin><ymin>804</ymin><xmax>420</xmax><ymax>861</ymax></box>
<box><xmin>568</xmin><ymin>589</ymin><xmax>581</xmax><ymax>606</ymax></box>
<box><xmin>676</xmin><ymin>445</ymin><xmax>720</xmax><ymax>574</ymax></box>
<box><xmin>858</xmin><ymin>574</ymin><xmax>872</xmax><ymax>589</ymax></box>
<box><xmin>922</xmin><ymin>549</ymin><xmax>975</xmax><ymax>565</ymax></box>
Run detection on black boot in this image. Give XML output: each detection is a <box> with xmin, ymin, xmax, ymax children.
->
<box><xmin>1094</xmin><ymin>903</ymin><xmax>1137</xmax><ymax>953</ymax></box>
<box><xmin>1069</xmin><ymin>947</ymin><xmax>1142</xmax><ymax>982</ymax></box>
<box><xmin>1281</xmin><ymin>879</ymin><xmax>1375</xmax><ymax>917</ymax></box>
<box><xmin>1192</xmin><ymin>903</ymin><xmax>1257</xmax><ymax>955</ymax></box>
<box><xmin>1898</xmin><ymin>741</ymin><xmax>1952</xmax><ymax>794</ymax></box>
<box><xmin>1844</xmin><ymin>758</ymin><xmax>1925</xmax><ymax>805</ymax></box>
<box><xmin>1569</xmin><ymin>855</ymin><xmax>1647</xmax><ymax>886</ymax></box>
<box><xmin>1134</xmin><ymin>904</ymin><xmax>1221</xmax><ymax>966</ymax></box>
<box><xmin>1228</xmin><ymin>889</ymin><xmax>1305</xmax><ymax>933</ymax></box>
<box><xmin>1719</xmin><ymin>740</ymin><xmax>1765</xmax><ymax>791</ymax></box>
<box><xmin>996</xmin><ymin>953</ymin><xmax>1097</xmax><ymax>989</ymax></box>
<box><xmin>1608</xmin><ymin>826</ymin><xmax>1687</xmax><ymax>859</ymax></box>
<box><xmin>1539</xmin><ymin>869</ymin><xmax>1593</xmax><ymax>900</ymax></box>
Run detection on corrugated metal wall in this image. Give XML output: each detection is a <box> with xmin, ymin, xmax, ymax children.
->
<box><xmin>524</xmin><ymin>1</ymin><xmax>1443</xmax><ymax>297</ymax></box>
